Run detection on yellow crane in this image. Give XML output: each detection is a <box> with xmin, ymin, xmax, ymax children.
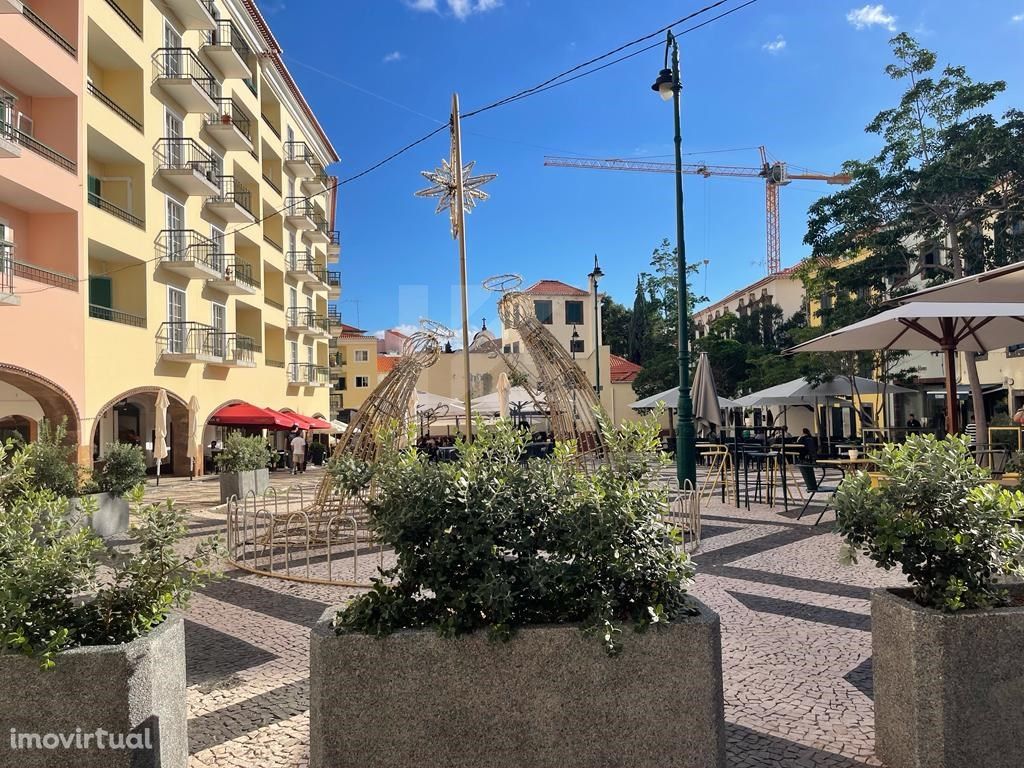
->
<box><xmin>543</xmin><ymin>146</ymin><xmax>851</xmax><ymax>275</ymax></box>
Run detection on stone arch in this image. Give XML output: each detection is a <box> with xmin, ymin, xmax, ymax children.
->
<box><xmin>90</xmin><ymin>387</ymin><xmax>190</xmax><ymax>476</ymax></box>
<box><xmin>0</xmin><ymin>363</ymin><xmax>82</xmax><ymax>452</ymax></box>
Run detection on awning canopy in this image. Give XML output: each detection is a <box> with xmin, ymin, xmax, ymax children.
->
<box><xmin>281</xmin><ymin>412</ymin><xmax>332</xmax><ymax>431</ymax></box>
<box><xmin>472</xmin><ymin>386</ymin><xmax>546</xmax><ymax>415</ymax></box>
<box><xmin>208</xmin><ymin>403</ymin><xmax>295</xmax><ymax>430</ymax></box>
<box><xmin>630</xmin><ymin>387</ymin><xmax>740</xmax><ymax>411</ymax></box>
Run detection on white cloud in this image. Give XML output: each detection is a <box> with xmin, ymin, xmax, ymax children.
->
<box><xmin>405</xmin><ymin>0</ymin><xmax>438</xmax><ymax>10</ymax></box>
<box><xmin>1012</xmin><ymin>13</ymin><xmax>1024</xmax><ymax>22</ymax></box>
<box><xmin>762</xmin><ymin>35</ymin><xmax>786</xmax><ymax>53</ymax></box>
<box><xmin>476</xmin><ymin>0</ymin><xmax>503</xmax><ymax>11</ymax></box>
<box><xmin>846</xmin><ymin>4</ymin><xmax>897</xmax><ymax>31</ymax></box>
<box><xmin>406</xmin><ymin>0</ymin><xmax>502</xmax><ymax>19</ymax></box>
<box><xmin>382</xmin><ymin>50</ymin><xmax>403</xmax><ymax>63</ymax></box>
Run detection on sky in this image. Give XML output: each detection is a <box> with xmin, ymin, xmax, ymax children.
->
<box><xmin>255</xmin><ymin>0</ymin><xmax>1023</xmax><ymax>338</ymax></box>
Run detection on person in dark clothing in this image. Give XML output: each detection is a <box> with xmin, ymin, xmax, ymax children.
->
<box><xmin>798</xmin><ymin>428</ymin><xmax>819</xmax><ymax>461</ymax></box>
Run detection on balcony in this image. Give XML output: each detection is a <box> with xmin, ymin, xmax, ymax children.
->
<box><xmin>201</xmin><ymin>19</ymin><xmax>251</xmax><ymax>79</ymax></box>
<box><xmin>284</xmin><ymin>141</ymin><xmax>315</xmax><ymax>178</ymax></box>
<box><xmin>89</xmin><ymin>304</ymin><xmax>146</xmax><ymax>327</ymax></box>
<box><xmin>327</xmin><ymin>307</ymin><xmax>343</xmax><ymax>335</ymax></box>
<box><xmin>287</xmin><ymin>307</ymin><xmax>331</xmax><ymax>337</ymax></box>
<box><xmin>163</xmin><ymin>0</ymin><xmax>215</xmax><ymax>30</ymax></box>
<box><xmin>289</xmin><ymin>363</ymin><xmax>329</xmax><ymax>387</ymax></box>
<box><xmin>89</xmin><ymin>192</ymin><xmax>144</xmax><ymax>228</ymax></box>
<box><xmin>300</xmin><ymin>161</ymin><xmax>328</xmax><ymax>196</ymax></box>
<box><xmin>207</xmin><ymin>258</ymin><xmax>259</xmax><ymax>296</ymax></box>
<box><xmin>306</xmin><ymin>211</ymin><xmax>330</xmax><ymax>245</ymax></box>
<box><xmin>153</xmin><ymin>48</ymin><xmax>218</xmax><ymax>113</ymax></box>
<box><xmin>154</xmin><ymin>138</ymin><xmax>220</xmax><ymax>196</ymax></box>
<box><xmin>327</xmin><ymin>230</ymin><xmax>340</xmax><ymax>258</ymax></box>
<box><xmin>0</xmin><ymin>242</ymin><xmax>18</xmax><ymax>306</ymax></box>
<box><xmin>0</xmin><ymin>113</ymin><xmax>75</xmax><ymax>172</ymax></box>
<box><xmin>203</xmin><ymin>98</ymin><xmax>252</xmax><ymax>151</ymax></box>
<box><xmin>204</xmin><ymin>176</ymin><xmax>255</xmax><ymax>223</ymax></box>
<box><xmin>325</xmin><ymin>269</ymin><xmax>341</xmax><ymax>299</ymax></box>
<box><xmin>23</xmin><ymin>4</ymin><xmax>76</xmax><ymax>57</ymax></box>
<box><xmin>156</xmin><ymin>229</ymin><xmax>222</xmax><ymax>279</ymax></box>
<box><xmin>0</xmin><ymin>108</ymin><xmax>19</xmax><ymax>158</ymax></box>
<box><xmin>284</xmin><ymin>196</ymin><xmax>315</xmax><ymax>231</ymax></box>
<box><xmin>157</xmin><ymin>321</ymin><xmax>223</xmax><ymax>363</ymax></box>
<box><xmin>207</xmin><ymin>332</ymin><xmax>257</xmax><ymax>368</ymax></box>
<box><xmin>12</xmin><ymin>258</ymin><xmax>76</xmax><ymax>291</ymax></box>
<box><xmin>285</xmin><ymin>250</ymin><xmax>317</xmax><ymax>283</ymax></box>
<box><xmin>87</xmin><ymin>82</ymin><xmax>142</xmax><ymax>131</ymax></box>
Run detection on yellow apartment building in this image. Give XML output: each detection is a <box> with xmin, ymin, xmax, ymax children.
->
<box><xmin>332</xmin><ymin>322</ymin><xmax>378</xmax><ymax>414</ymax></box>
<box><xmin>1</xmin><ymin>0</ymin><xmax>342</xmax><ymax>474</ymax></box>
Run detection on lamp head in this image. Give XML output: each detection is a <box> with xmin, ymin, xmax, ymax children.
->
<box><xmin>588</xmin><ymin>254</ymin><xmax>604</xmax><ymax>282</ymax></box>
<box><xmin>651</xmin><ymin>68</ymin><xmax>675</xmax><ymax>101</ymax></box>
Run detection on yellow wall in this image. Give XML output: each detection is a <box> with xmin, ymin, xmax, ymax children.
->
<box><xmin>336</xmin><ymin>336</ymin><xmax>378</xmax><ymax>410</ymax></box>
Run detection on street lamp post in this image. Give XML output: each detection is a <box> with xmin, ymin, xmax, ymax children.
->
<box><xmin>652</xmin><ymin>30</ymin><xmax>696</xmax><ymax>488</ymax></box>
<box><xmin>571</xmin><ymin>325</ymin><xmax>580</xmax><ymax>420</ymax></box>
<box><xmin>588</xmin><ymin>255</ymin><xmax>604</xmax><ymax>399</ymax></box>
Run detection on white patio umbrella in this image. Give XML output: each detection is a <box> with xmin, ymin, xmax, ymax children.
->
<box><xmin>896</xmin><ymin>261</ymin><xmax>1024</xmax><ymax>303</ymax></box>
<box><xmin>786</xmin><ymin>302</ymin><xmax>1024</xmax><ymax>434</ymax></box>
<box><xmin>415</xmin><ymin>391</ymin><xmax>466</xmax><ymax>417</ymax></box>
<box><xmin>496</xmin><ymin>371</ymin><xmax>511</xmax><ymax>421</ymax></box>
<box><xmin>734</xmin><ymin>376</ymin><xmax>913</xmax><ymax>407</ymax></box>
<box><xmin>186</xmin><ymin>395</ymin><xmax>200</xmax><ymax>479</ymax></box>
<box><xmin>154</xmin><ymin>389</ymin><xmax>169</xmax><ymax>486</ymax></box>
<box><xmin>472</xmin><ymin>386</ymin><xmax>545</xmax><ymax>416</ymax></box>
<box><xmin>630</xmin><ymin>387</ymin><xmax>740</xmax><ymax>411</ymax></box>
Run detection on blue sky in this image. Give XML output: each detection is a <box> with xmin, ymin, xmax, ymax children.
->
<box><xmin>256</xmin><ymin>0</ymin><xmax>1022</xmax><ymax>337</ymax></box>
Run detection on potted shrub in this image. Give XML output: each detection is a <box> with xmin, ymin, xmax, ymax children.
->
<box><xmin>78</xmin><ymin>442</ymin><xmax>147</xmax><ymax>537</ymax></box>
<box><xmin>310</xmin><ymin>417</ymin><xmax>725</xmax><ymax>768</ymax></box>
<box><xmin>0</xmin><ymin>442</ymin><xmax>219</xmax><ymax>768</ymax></box>
<box><xmin>834</xmin><ymin>435</ymin><xmax>1024</xmax><ymax>768</ymax></box>
<box><xmin>215</xmin><ymin>431</ymin><xmax>273</xmax><ymax>503</ymax></box>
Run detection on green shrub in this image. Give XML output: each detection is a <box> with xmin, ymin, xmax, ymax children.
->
<box><xmin>214</xmin><ymin>431</ymin><xmax>273</xmax><ymax>473</ymax></box>
<box><xmin>835</xmin><ymin>434</ymin><xmax>1024</xmax><ymax>611</ymax></box>
<box><xmin>336</xmin><ymin>415</ymin><xmax>696</xmax><ymax>653</ymax></box>
<box><xmin>22</xmin><ymin>419</ymin><xmax>79</xmax><ymax>498</ymax></box>
<box><xmin>0</xmin><ymin>443</ymin><xmax>220</xmax><ymax>668</ymax></box>
<box><xmin>94</xmin><ymin>442</ymin><xmax>147</xmax><ymax>497</ymax></box>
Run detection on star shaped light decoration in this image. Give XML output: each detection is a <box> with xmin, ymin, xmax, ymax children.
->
<box><xmin>416</xmin><ymin>157</ymin><xmax>496</xmax><ymax>239</ymax></box>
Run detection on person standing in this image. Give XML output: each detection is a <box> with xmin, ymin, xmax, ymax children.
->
<box><xmin>906</xmin><ymin>413</ymin><xmax>922</xmax><ymax>436</ymax></box>
<box><xmin>290</xmin><ymin>430</ymin><xmax>306</xmax><ymax>474</ymax></box>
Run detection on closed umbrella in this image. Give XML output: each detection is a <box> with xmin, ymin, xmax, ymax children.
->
<box><xmin>154</xmin><ymin>389</ymin><xmax>169</xmax><ymax>486</ymax></box>
<box><xmin>186</xmin><ymin>395</ymin><xmax>200</xmax><ymax>479</ymax></box>
<box><xmin>496</xmin><ymin>371</ymin><xmax>511</xmax><ymax>421</ymax></box>
<box><xmin>690</xmin><ymin>352</ymin><xmax>722</xmax><ymax>435</ymax></box>
<box><xmin>786</xmin><ymin>302</ymin><xmax>1024</xmax><ymax>434</ymax></box>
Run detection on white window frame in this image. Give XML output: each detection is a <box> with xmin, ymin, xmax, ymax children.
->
<box><xmin>354</xmin><ymin>349</ymin><xmax>368</xmax><ymax>362</ymax></box>
<box><xmin>167</xmin><ymin>286</ymin><xmax>186</xmax><ymax>353</ymax></box>
<box><xmin>355</xmin><ymin>376</ymin><xmax>369</xmax><ymax>388</ymax></box>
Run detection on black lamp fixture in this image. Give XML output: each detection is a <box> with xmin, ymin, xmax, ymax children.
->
<box><xmin>570</xmin><ymin>324</ymin><xmax>580</xmax><ymax>360</ymax></box>
<box><xmin>587</xmin><ymin>254</ymin><xmax>604</xmax><ymax>395</ymax></box>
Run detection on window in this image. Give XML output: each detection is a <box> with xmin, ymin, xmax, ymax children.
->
<box><xmin>211</xmin><ymin>302</ymin><xmax>226</xmax><ymax>357</ymax></box>
<box><xmin>210</xmin><ymin>226</ymin><xmax>225</xmax><ymax>273</ymax></box>
<box><xmin>164</xmin><ymin>107</ymin><xmax>183</xmax><ymax>166</ymax></box>
<box><xmin>534</xmin><ymin>300</ymin><xmax>553</xmax><ymax>325</ymax></box>
<box><xmin>338</xmin><ymin>377</ymin><xmax>346</xmax><ymax>390</ymax></box>
<box><xmin>355</xmin><ymin>376</ymin><xmax>369</xmax><ymax>388</ymax></box>
<box><xmin>820</xmin><ymin>293</ymin><xmax>833</xmax><ymax>311</ymax></box>
<box><xmin>565</xmin><ymin>300</ymin><xmax>584</xmax><ymax>325</ymax></box>
<box><xmin>89</xmin><ymin>276</ymin><xmax>112</xmax><ymax>310</ymax></box>
<box><xmin>570</xmin><ymin>338</ymin><xmax>584</xmax><ymax>354</ymax></box>
<box><xmin>306</xmin><ymin>345</ymin><xmax>314</xmax><ymax>367</ymax></box>
<box><xmin>167</xmin><ymin>287</ymin><xmax>185</xmax><ymax>353</ymax></box>
<box><xmin>354</xmin><ymin>349</ymin><xmax>369</xmax><ymax>362</ymax></box>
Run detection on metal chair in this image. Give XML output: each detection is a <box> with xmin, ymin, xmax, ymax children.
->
<box><xmin>794</xmin><ymin>463</ymin><xmax>842</xmax><ymax>525</ymax></box>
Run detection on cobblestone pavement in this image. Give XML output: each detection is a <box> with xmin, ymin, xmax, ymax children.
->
<box><xmin>143</xmin><ymin>466</ymin><xmax>328</xmax><ymax>511</ymax></box>
<box><xmin>176</xmin><ymin>480</ymin><xmax>905</xmax><ymax>767</ymax></box>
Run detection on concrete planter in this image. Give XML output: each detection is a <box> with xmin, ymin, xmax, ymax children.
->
<box><xmin>0</xmin><ymin>617</ymin><xmax>188</xmax><ymax>768</ymax></box>
<box><xmin>67</xmin><ymin>492</ymin><xmax>130</xmax><ymax>538</ymax></box>
<box><xmin>218</xmin><ymin>467</ymin><xmax>269</xmax><ymax>503</ymax></box>
<box><xmin>872</xmin><ymin>587</ymin><xmax>1024</xmax><ymax>768</ymax></box>
<box><xmin>310</xmin><ymin>599</ymin><xmax>725</xmax><ymax>768</ymax></box>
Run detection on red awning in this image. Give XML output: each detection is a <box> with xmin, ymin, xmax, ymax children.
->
<box><xmin>209</xmin><ymin>403</ymin><xmax>295</xmax><ymax>430</ymax></box>
<box><xmin>280</xmin><ymin>412</ymin><xmax>331</xmax><ymax>431</ymax></box>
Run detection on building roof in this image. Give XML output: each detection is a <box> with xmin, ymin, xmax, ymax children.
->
<box><xmin>523</xmin><ymin>279</ymin><xmax>589</xmax><ymax>297</ymax></box>
<box><xmin>338</xmin><ymin>322</ymin><xmax>365</xmax><ymax>334</ymax></box>
<box><xmin>694</xmin><ymin>263</ymin><xmax>803</xmax><ymax>318</ymax></box>
<box><xmin>609</xmin><ymin>354</ymin><xmax>642</xmax><ymax>383</ymax></box>
<box><xmin>377</xmin><ymin>355</ymin><xmax>399</xmax><ymax>374</ymax></box>
<box><xmin>386</xmin><ymin>328</ymin><xmax>409</xmax><ymax>338</ymax></box>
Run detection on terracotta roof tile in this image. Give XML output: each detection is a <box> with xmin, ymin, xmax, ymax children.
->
<box><xmin>377</xmin><ymin>355</ymin><xmax>399</xmax><ymax>373</ymax></box>
<box><xmin>609</xmin><ymin>354</ymin><xmax>642</xmax><ymax>383</ymax></box>
<box><xmin>523</xmin><ymin>279</ymin><xmax>588</xmax><ymax>296</ymax></box>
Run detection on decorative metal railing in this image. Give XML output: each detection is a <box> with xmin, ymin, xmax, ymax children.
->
<box><xmin>88</xmin><ymin>192</ymin><xmax>144</xmax><ymax>228</ymax></box>
<box><xmin>261</xmin><ymin>113</ymin><xmax>281</xmax><ymax>139</ymax></box>
<box><xmin>285</xmin><ymin>196</ymin><xmax>315</xmax><ymax>218</ymax></box>
<box><xmin>153</xmin><ymin>48</ymin><xmax>219</xmax><ymax>103</ymax></box>
<box><xmin>0</xmin><ymin>242</ymin><xmax>13</xmax><ymax>295</ymax></box>
<box><xmin>156</xmin><ymin>320</ymin><xmax>217</xmax><ymax>358</ymax></box>
<box><xmin>286</xmin><ymin>307</ymin><xmax>331</xmax><ymax>334</ymax></box>
<box><xmin>206</xmin><ymin>19</ymin><xmax>252</xmax><ymax>62</ymax></box>
<box><xmin>87</xmin><ymin>82</ymin><xmax>142</xmax><ymax>130</ymax></box>
<box><xmin>0</xmin><ymin>115</ymin><xmax>76</xmax><ymax>172</ymax></box>
<box><xmin>154</xmin><ymin>137</ymin><xmax>216</xmax><ymax>178</ymax></box>
<box><xmin>206</xmin><ymin>98</ymin><xmax>251</xmax><ymax>141</ymax></box>
<box><xmin>24</xmin><ymin>5</ymin><xmax>76</xmax><ymax>56</ymax></box>
<box><xmin>286</xmin><ymin>249</ymin><xmax>314</xmax><ymax>273</ymax></box>
<box><xmin>104</xmin><ymin>0</ymin><xmax>141</xmax><ymax>36</ymax></box>
<box><xmin>284</xmin><ymin>140</ymin><xmax>314</xmax><ymax>164</ymax></box>
<box><xmin>207</xmin><ymin>331</ymin><xmax>256</xmax><ymax>364</ymax></box>
<box><xmin>156</xmin><ymin>229</ymin><xmax>222</xmax><ymax>271</ymax></box>
<box><xmin>89</xmin><ymin>304</ymin><xmax>146</xmax><ymax>327</ymax></box>
<box><xmin>263</xmin><ymin>234</ymin><xmax>282</xmax><ymax>252</ymax></box>
<box><xmin>206</xmin><ymin>175</ymin><xmax>254</xmax><ymax>215</ymax></box>
<box><xmin>13</xmin><ymin>259</ymin><xmax>77</xmax><ymax>291</ymax></box>
<box><xmin>288</xmin><ymin>363</ymin><xmax>329</xmax><ymax>386</ymax></box>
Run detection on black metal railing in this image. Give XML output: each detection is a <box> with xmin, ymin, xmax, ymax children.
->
<box><xmin>220</xmin><ymin>258</ymin><xmax>260</xmax><ymax>289</ymax></box>
<box><xmin>262</xmin><ymin>173</ymin><xmax>281</xmax><ymax>194</ymax></box>
<box><xmin>156</xmin><ymin>229</ymin><xmax>222</xmax><ymax>271</ymax></box>
<box><xmin>206</xmin><ymin>19</ymin><xmax>252</xmax><ymax>63</ymax></box>
<box><xmin>288</xmin><ymin>363</ymin><xmax>329</xmax><ymax>386</ymax></box>
<box><xmin>153</xmin><ymin>48</ymin><xmax>219</xmax><ymax>104</ymax></box>
<box><xmin>329</xmin><ymin>351</ymin><xmax>345</xmax><ymax>368</ymax></box>
<box><xmin>104</xmin><ymin>0</ymin><xmax>142</xmax><ymax>37</ymax></box>
<box><xmin>88</xmin><ymin>192</ymin><xmax>144</xmax><ymax>228</ymax></box>
<box><xmin>23</xmin><ymin>5</ymin><xmax>76</xmax><ymax>57</ymax></box>
<box><xmin>286</xmin><ymin>307</ymin><xmax>330</xmax><ymax>334</ymax></box>
<box><xmin>284</xmin><ymin>141</ymin><xmax>314</xmax><ymax>164</ymax></box>
<box><xmin>89</xmin><ymin>304</ymin><xmax>146</xmax><ymax>327</ymax></box>
<box><xmin>286</xmin><ymin>249</ymin><xmax>313</xmax><ymax>272</ymax></box>
<box><xmin>206</xmin><ymin>98</ymin><xmax>251</xmax><ymax>141</ymax></box>
<box><xmin>310</xmin><ymin>211</ymin><xmax>330</xmax><ymax>237</ymax></box>
<box><xmin>87</xmin><ymin>82</ymin><xmax>142</xmax><ymax>131</ymax></box>
<box><xmin>0</xmin><ymin>242</ymin><xmax>13</xmax><ymax>295</ymax></box>
<box><xmin>325</xmin><ymin>270</ymin><xmax>341</xmax><ymax>290</ymax></box>
<box><xmin>206</xmin><ymin>331</ymin><xmax>256</xmax><ymax>365</ymax></box>
<box><xmin>327</xmin><ymin>307</ymin><xmax>343</xmax><ymax>326</ymax></box>
<box><xmin>1</xmin><ymin>121</ymin><xmax>76</xmax><ymax>172</ymax></box>
<box><xmin>243</xmin><ymin>76</ymin><xmax>257</xmax><ymax>96</ymax></box>
<box><xmin>206</xmin><ymin>175</ymin><xmax>254</xmax><ymax>216</ymax></box>
<box><xmin>154</xmin><ymin>137</ymin><xmax>216</xmax><ymax>179</ymax></box>
<box><xmin>285</xmin><ymin>196</ymin><xmax>315</xmax><ymax>219</ymax></box>
<box><xmin>12</xmin><ymin>259</ymin><xmax>77</xmax><ymax>291</ymax></box>
<box><xmin>303</xmin><ymin>160</ymin><xmax>328</xmax><ymax>188</ymax></box>
<box><xmin>157</xmin><ymin>321</ymin><xmax>217</xmax><ymax>358</ymax></box>
<box><xmin>261</xmin><ymin>113</ymin><xmax>281</xmax><ymax>139</ymax></box>
<box><xmin>328</xmin><ymin>230</ymin><xmax>341</xmax><ymax>248</ymax></box>
<box><xmin>262</xmin><ymin>233</ymin><xmax>282</xmax><ymax>252</ymax></box>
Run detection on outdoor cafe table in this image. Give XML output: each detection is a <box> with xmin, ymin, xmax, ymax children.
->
<box><xmin>816</xmin><ymin>457</ymin><xmax>876</xmax><ymax>477</ymax></box>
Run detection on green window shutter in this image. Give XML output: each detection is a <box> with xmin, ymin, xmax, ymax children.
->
<box><xmin>88</xmin><ymin>175</ymin><xmax>101</xmax><ymax>197</ymax></box>
<box><xmin>89</xmin><ymin>276</ymin><xmax>112</xmax><ymax>308</ymax></box>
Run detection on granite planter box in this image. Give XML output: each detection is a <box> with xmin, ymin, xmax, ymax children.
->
<box><xmin>68</xmin><ymin>492</ymin><xmax>130</xmax><ymax>538</ymax></box>
<box><xmin>218</xmin><ymin>467</ymin><xmax>269</xmax><ymax>503</ymax></box>
<box><xmin>310</xmin><ymin>599</ymin><xmax>725</xmax><ymax>768</ymax></box>
<box><xmin>0</xmin><ymin>617</ymin><xmax>188</xmax><ymax>768</ymax></box>
<box><xmin>872</xmin><ymin>587</ymin><xmax>1024</xmax><ymax>768</ymax></box>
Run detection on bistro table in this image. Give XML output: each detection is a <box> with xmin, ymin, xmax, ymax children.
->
<box><xmin>815</xmin><ymin>457</ymin><xmax>876</xmax><ymax>477</ymax></box>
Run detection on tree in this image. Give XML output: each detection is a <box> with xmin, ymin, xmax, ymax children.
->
<box><xmin>803</xmin><ymin>33</ymin><xmax>1023</xmax><ymax>444</ymax></box>
<box><xmin>600</xmin><ymin>295</ymin><xmax>632</xmax><ymax>358</ymax></box>
<box><xmin>627</xmin><ymin>277</ymin><xmax>650</xmax><ymax>364</ymax></box>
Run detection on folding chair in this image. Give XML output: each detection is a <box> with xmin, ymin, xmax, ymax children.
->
<box><xmin>794</xmin><ymin>463</ymin><xmax>842</xmax><ymax>525</ymax></box>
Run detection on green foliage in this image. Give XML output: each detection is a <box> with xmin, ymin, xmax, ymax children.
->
<box><xmin>326</xmin><ymin>452</ymin><xmax>375</xmax><ymax>496</ymax></box>
<box><xmin>94</xmin><ymin>443</ymin><xmax>147</xmax><ymax>497</ymax></box>
<box><xmin>22</xmin><ymin>419</ymin><xmax>79</xmax><ymax>499</ymax></box>
<box><xmin>214</xmin><ymin>431</ymin><xmax>273</xmax><ymax>473</ymax></box>
<box><xmin>0</xmin><ymin>481</ymin><xmax>220</xmax><ymax>668</ymax></box>
<box><xmin>601</xmin><ymin>294</ymin><xmax>632</xmax><ymax>359</ymax></box>
<box><xmin>336</xmin><ymin>416</ymin><xmax>696</xmax><ymax>653</ymax></box>
<box><xmin>834</xmin><ymin>435</ymin><xmax>1024</xmax><ymax>611</ymax></box>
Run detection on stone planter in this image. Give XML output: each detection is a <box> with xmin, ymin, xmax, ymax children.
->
<box><xmin>67</xmin><ymin>492</ymin><xmax>130</xmax><ymax>538</ymax></box>
<box><xmin>310</xmin><ymin>599</ymin><xmax>725</xmax><ymax>768</ymax></box>
<box><xmin>0</xmin><ymin>617</ymin><xmax>188</xmax><ymax>768</ymax></box>
<box><xmin>872</xmin><ymin>587</ymin><xmax>1024</xmax><ymax>768</ymax></box>
<box><xmin>218</xmin><ymin>467</ymin><xmax>269</xmax><ymax>503</ymax></box>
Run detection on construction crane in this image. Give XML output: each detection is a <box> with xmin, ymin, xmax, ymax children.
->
<box><xmin>543</xmin><ymin>147</ymin><xmax>851</xmax><ymax>275</ymax></box>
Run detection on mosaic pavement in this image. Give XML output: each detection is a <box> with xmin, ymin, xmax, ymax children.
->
<box><xmin>162</xmin><ymin>474</ymin><xmax>906</xmax><ymax>767</ymax></box>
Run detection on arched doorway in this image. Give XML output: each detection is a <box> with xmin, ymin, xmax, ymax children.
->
<box><xmin>0</xmin><ymin>363</ymin><xmax>82</xmax><ymax>459</ymax></box>
<box><xmin>91</xmin><ymin>388</ymin><xmax>190</xmax><ymax>477</ymax></box>
<box><xmin>0</xmin><ymin>415</ymin><xmax>34</xmax><ymax>444</ymax></box>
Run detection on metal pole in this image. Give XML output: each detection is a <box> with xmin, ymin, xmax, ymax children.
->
<box><xmin>592</xmin><ymin>268</ymin><xmax>601</xmax><ymax>398</ymax></box>
<box><xmin>669</xmin><ymin>31</ymin><xmax>696</xmax><ymax>488</ymax></box>
<box><xmin>451</xmin><ymin>93</ymin><xmax>473</xmax><ymax>441</ymax></box>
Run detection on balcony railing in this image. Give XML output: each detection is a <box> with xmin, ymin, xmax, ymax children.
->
<box><xmin>88</xmin><ymin>192</ymin><xmax>144</xmax><ymax>228</ymax></box>
<box><xmin>262</xmin><ymin>173</ymin><xmax>281</xmax><ymax>194</ymax></box>
<box><xmin>265</xmin><ymin>296</ymin><xmax>284</xmax><ymax>310</ymax></box>
<box><xmin>286</xmin><ymin>250</ymin><xmax>313</xmax><ymax>272</ymax></box>
<box><xmin>153</xmin><ymin>48</ymin><xmax>219</xmax><ymax>102</ymax></box>
<box><xmin>13</xmin><ymin>259</ymin><xmax>77</xmax><ymax>291</ymax></box>
<box><xmin>287</xmin><ymin>307</ymin><xmax>330</xmax><ymax>334</ymax></box>
<box><xmin>205</xmin><ymin>98</ymin><xmax>251</xmax><ymax>140</ymax></box>
<box><xmin>206</xmin><ymin>19</ymin><xmax>251</xmax><ymax>62</ymax></box>
<box><xmin>324</xmin><ymin>270</ymin><xmax>341</xmax><ymax>290</ymax></box>
<box><xmin>89</xmin><ymin>304</ymin><xmax>146</xmax><ymax>327</ymax></box>
<box><xmin>0</xmin><ymin>120</ymin><xmax>76</xmax><ymax>172</ymax></box>
<box><xmin>206</xmin><ymin>175</ymin><xmax>254</xmax><ymax>215</ymax></box>
<box><xmin>154</xmin><ymin>137</ymin><xmax>215</xmax><ymax>176</ymax></box>
<box><xmin>156</xmin><ymin>229</ymin><xmax>221</xmax><ymax>270</ymax></box>
<box><xmin>329</xmin><ymin>230</ymin><xmax>341</xmax><ymax>248</ymax></box>
<box><xmin>289</xmin><ymin>363</ymin><xmax>329</xmax><ymax>386</ymax></box>
<box><xmin>310</xmin><ymin>211</ymin><xmax>330</xmax><ymax>237</ymax></box>
<box><xmin>87</xmin><ymin>82</ymin><xmax>142</xmax><ymax>131</ymax></box>
<box><xmin>262</xmin><ymin>234</ymin><xmax>282</xmax><ymax>252</ymax></box>
<box><xmin>104</xmin><ymin>0</ymin><xmax>142</xmax><ymax>37</ymax></box>
<box><xmin>285</xmin><ymin>196</ymin><xmax>314</xmax><ymax>218</ymax></box>
<box><xmin>207</xmin><ymin>331</ymin><xmax>256</xmax><ymax>365</ymax></box>
<box><xmin>284</xmin><ymin>141</ymin><xmax>313</xmax><ymax>164</ymax></box>
<box><xmin>0</xmin><ymin>242</ymin><xmax>13</xmax><ymax>295</ymax></box>
<box><xmin>23</xmin><ymin>4</ymin><xmax>76</xmax><ymax>57</ymax></box>
<box><xmin>261</xmin><ymin>113</ymin><xmax>281</xmax><ymax>139</ymax></box>
<box><xmin>266</xmin><ymin>358</ymin><xmax>285</xmax><ymax>368</ymax></box>
<box><xmin>156</xmin><ymin>320</ymin><xmax>217</xmax><ymax>359</ymax></box>
<box><xmin>327</xmin><ymin>307</ymin><xmax>343</xmax><ymax>326</ymax></box>
<box><xmin>226</xmin><ymin>259</ymin><xmax>260</xmax><ymax>289</ymax></box>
